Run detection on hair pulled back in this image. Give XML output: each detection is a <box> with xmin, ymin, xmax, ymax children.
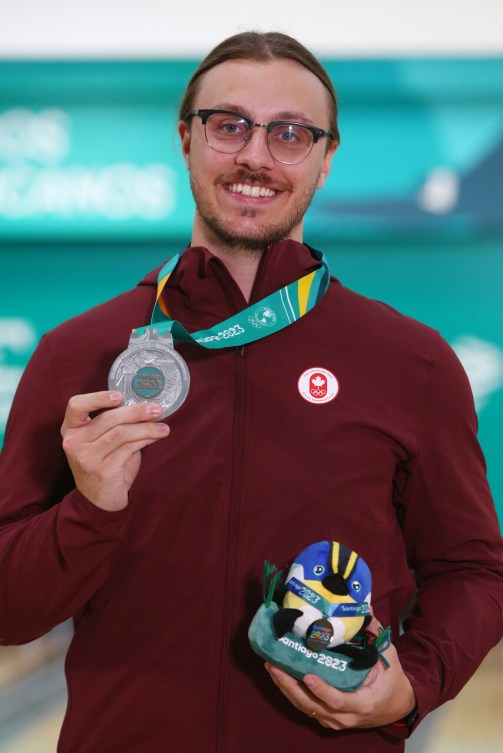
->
<box><xmin>178</xmin><ymin>31</ymin><xmax>340</xmax><ymax>146</ymax></box>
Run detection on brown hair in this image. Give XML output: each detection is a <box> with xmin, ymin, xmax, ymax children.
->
<box><xmin>179</xmin><ymin>31</ymin><xmax>340</xmax><ymax>146</ymax></box>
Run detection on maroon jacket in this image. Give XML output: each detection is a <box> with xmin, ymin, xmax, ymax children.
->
<box><xmin>0</xmin><ymin>241</ymin><xmax>502</xmax><ymax>753</ymax></box>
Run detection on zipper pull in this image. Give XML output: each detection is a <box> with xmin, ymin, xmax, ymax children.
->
<box><xmin>236</xmin><ymin>345</ymin><xmax>245</xmax><ymax>357</ymax></box>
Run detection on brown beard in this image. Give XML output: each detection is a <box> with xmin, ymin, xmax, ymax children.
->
<box><xmin>189</xmin><ymin>169</ymin><xmax>321</xmax><ymax>253</ymax></box>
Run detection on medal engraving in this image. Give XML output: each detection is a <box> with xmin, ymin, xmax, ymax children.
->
<box><xmin>108</xmin><ymin>329</ymin><xmax>190</xmax><ymax>419</ymax></box>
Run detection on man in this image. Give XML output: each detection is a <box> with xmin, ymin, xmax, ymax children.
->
<box><xmin>0</xmin><ymin>31</ymin><xmax>502</xmax><ymax>753</ymax></box>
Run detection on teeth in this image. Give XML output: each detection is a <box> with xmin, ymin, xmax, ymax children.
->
<box><xmin>228</xmin><ymin>183</ymin><xmax>276</xmax><ymax>197</ymax></box>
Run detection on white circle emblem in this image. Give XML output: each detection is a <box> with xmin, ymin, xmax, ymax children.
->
<box><xmin>254</xmin><ymin>306</ymin><xmax>276</xmax><ymax>327</ymax></box>
<box><xmin>298</xmin><ymin>367</ymin><xmax>339</xmax><ymax>405</ymax></box>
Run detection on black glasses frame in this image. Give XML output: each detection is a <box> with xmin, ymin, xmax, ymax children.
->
<box><xmin>186</xmin><ymin>108</ymin><xmax>334</xmax><ymax>163</ymax></box>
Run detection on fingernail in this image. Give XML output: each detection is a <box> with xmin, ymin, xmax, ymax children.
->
<box><xmin>109</xmin><ymin>392</ymin><xmax>123</xmax><ymax>403</ymax></box>
<box><xmin>146</xmin><ymin>403</ymin><xmax>162</xmax><ymax>415</ymax></box>
<box><xmin>304</xmin><ymin>675</ymin><xmax>317</xmax><ymax>689</ymax></box>
<box><xmin>157</xmin><ymin>423</ymin><xmax>169</xmax><ymax>433</ymax></box>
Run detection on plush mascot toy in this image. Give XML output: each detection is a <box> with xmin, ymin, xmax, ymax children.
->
<box><xmin>248</xmin><ymin>540</ymin><xmax>390</xmax><ymax>690</ymax></box>
<box><xmin>273</xmin><ymin>540</ymin><xmax>376</xmax><ymax>668</ymax></box>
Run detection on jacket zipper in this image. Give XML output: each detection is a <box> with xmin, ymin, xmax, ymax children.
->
<box><xmin>216</xmin><ymin>345</ymin><xmax>247</xmax><ymax>753</ymax></box>
<box><xmin>211</xmin><ymin>253</ymin><xmax>262</xmax><ymax>752</ymax></box>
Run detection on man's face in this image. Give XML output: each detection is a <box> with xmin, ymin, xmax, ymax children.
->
<box><xmin>178</xmin><ymin>58</ymin><xmax>337</xmax><ymax>252</ymax></box>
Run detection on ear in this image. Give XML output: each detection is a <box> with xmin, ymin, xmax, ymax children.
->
<box><xmin>316</xmin><ymin>142</ymin><xmax>338</xmax><ymax>190</ymax></box>
<box><xmin>178</xmin><ymin>120</ymin><xmax>191</xmax><ymax>169</ymax></box>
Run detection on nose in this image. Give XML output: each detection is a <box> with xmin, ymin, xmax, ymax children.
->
<box><xmin>234</xmin><ymin>125</ymin><xmax>275</xmax><ymax>171</ymax></box>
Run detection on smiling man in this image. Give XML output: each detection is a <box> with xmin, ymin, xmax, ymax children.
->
<box><xmin>177</xmin><ymin>41</ymin><xmax>339</xmax><ymax>300</ymax></box>
<box><xmin>0</xmin><ymin>31</ymin><xmax>502</xmax><ymax>753</ymax></box>
<box><xmin>179</xmin><ymin>58</ymin><xmax>336</xmax><ymax>255</ymax></box>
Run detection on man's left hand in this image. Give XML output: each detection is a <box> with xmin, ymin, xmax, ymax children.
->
<box><xmin>264</xmin><ymin>620</ymin><xmax>416</xmax><ymax>730</ymax></box>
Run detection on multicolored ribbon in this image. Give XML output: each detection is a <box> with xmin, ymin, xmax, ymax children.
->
<box><xmin>134</xmin><ymin>248</ymin><xmax>330</xmax><ymax>349</ymax></box>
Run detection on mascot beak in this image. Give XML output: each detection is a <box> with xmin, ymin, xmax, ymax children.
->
<box><xmin>322</xmin><ymin>573</ymin><xmax>349</xmax><ymax>596</ymax></box>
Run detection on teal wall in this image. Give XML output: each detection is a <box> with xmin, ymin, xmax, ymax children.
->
<box><xmin>0</xmin><ymin>59</ymin><xmax>502</xmax><ymax>522</ymax></box>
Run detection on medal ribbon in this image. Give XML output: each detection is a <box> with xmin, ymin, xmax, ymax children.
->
<box><xmin>286</xmin><ymin>577</ymin><xmax>371</xmax><ymax>618</ymax></box>
<box><xmin>134</xmin><ymin>248</ymin><xmax>330</xmax><ymax>349</ymax></box>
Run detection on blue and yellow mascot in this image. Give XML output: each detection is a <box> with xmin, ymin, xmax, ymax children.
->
<box><xmin>248</xmin><ymin>540</ymin><xmax>390</xmax><ymax>690</ymax></box>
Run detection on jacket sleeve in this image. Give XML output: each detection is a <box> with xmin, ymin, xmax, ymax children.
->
<box><xmin>393</xmin><ymin>336</ymin><xmax>503</xmax><ymax>725</ymax></box>
<box><xmin>0</xmin><ymin>335</ymin><xmax>129</xmax><ymax>645</ymax></box>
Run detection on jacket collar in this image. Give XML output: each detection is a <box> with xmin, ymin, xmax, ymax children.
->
<box><xmin>139</xmin><ymin>240</ymin><xmax>323</xmax><ymax>332</ymax></box>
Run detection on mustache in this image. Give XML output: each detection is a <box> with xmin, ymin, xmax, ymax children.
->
<box><xmin>215</xmin><ymin>170</ymin><xmax>292</xmax><ymax>192</ymax></box>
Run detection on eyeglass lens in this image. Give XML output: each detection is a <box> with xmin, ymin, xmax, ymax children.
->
<box><xmin>204</xmin><ymin>112</ymin><xmax>314</xmax><ymax>164</ymax></box>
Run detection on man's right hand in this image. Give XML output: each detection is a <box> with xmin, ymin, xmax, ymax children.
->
<box><xmin>61</xmin><ymin>391</ymin><xmax>170</xmax><ymax>511</ymax></box>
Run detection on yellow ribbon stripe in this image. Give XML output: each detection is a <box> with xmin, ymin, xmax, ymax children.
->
<box><xmin>156</xmin><ymin>272</ymin><xmax>171</xmax><ymax>317</ymax></box>
<box><xmin>297</xmin><ymin>270</ymin><xmax>316</xmax><ymax>317</ymax></box>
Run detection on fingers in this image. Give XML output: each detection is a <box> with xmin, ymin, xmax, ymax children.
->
<box><xmin>265</xmin><ymin>664</ymin><xmax>333</xmax><ymax>726</ymax></box>
<box><xmin>265</xmin><ymin>662</ymin><xmax>377</xmax><ymax>730</ymax></box>
<box><xmin>61</xmin><ymin>391</ymin><xmax>124</xmax><ymax>433</ymax></box>
<box><xmin>265</xmin><ymin>664</ymin><xmax>312</xmax><ymax>713</ymax></box>
<box><xmin>99</xmin><ymin>434</ymin><xmax>166</xmax><ymax>470</ymax></box>
<box><xmin>62</xmin><ymin>398</ymin><xmax>169</xmax><ymax>474</ymax></box>
<box><xmin>64</xmin><ymin>413</ymin><xmax>169</xmax><ymax>466</ymax></box>
<box><xmin>60</xmin><ymin>391</ymin><xmax>171</xmax><ymax>511</ymax></box>
<box><xmin>62</xmin><ymin>392</ymin><xmax>165</xmax><ymax>445</ymax></box>
<box><xmin>266</xmin><ymin>634</ymin><xmax>415</xmax><ymax>730</ymax></box>
<box><xmin>303</xmin><ymin>673</ymin><xmax>349</xmax><ymax>707</ymax></box>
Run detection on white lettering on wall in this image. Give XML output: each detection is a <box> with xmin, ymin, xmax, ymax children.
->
<box><xmin>0</xmin><ymin>109</ymin><xmax>176</xmax><ymax>221</ymax></box>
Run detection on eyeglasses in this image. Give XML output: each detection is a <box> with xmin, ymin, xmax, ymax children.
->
<box><xmin>186</xmin><ymin>109</ymin><xmax>334</xmax><ymax>165</ymax></box>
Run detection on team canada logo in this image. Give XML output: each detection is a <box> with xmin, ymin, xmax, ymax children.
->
<box><xmin>298</xmin><ymin>367</ymin><xmax>339</xmax><ymax>405</ymax></box>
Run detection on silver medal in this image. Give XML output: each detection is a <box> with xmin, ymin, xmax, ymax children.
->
<box><xmin>108</xmin><ymin>329</ymin><xmax>190</xmax><ymax>419</ymax></box>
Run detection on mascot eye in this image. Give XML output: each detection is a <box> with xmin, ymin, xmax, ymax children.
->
<box><xmin>313</xmin><ymin>565</ymin><xmax>325</xmax><ymax>576</ymax></box>
<box><xmin>352</xmin><ymin>580</ymin><xmax>362</xmax><ymax>592</ymax></box>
